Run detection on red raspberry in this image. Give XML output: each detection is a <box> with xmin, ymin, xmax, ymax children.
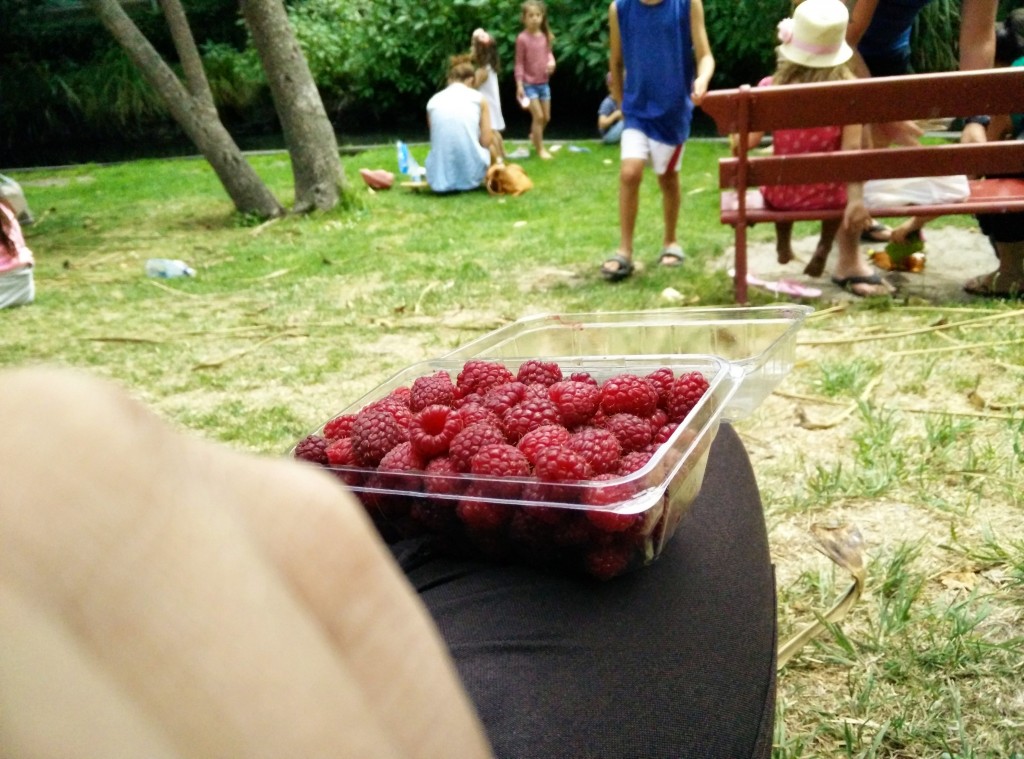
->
<box><xmin>293</xmin><ymin>434</ymin><xmax>329</xmax><ymax>465</ymax></box>
<box><xmin>664</xmin><ymin>371</ymin><xmax>710</xmax><ymax>422</ymax></box>
<box><xmin>501</xmin><ymin>397</ymin><xmax>562</xmax><ymax>442</ymax></box>
<box><xmin>409</xmin><ymin>404</ymin><xmax>464</xmax><ymax>458</ymax></box>
<box><xmin>350</xmin><ymin>408</ymin><xmax>408</xmax><ymax>466</ymax></box>
<box><xmin>569</xmin><ymin>371</ymin><xmax>599</xmax><ymax>386</ymax></box>
<box><xmin>448</xmin><ymin>422</ymin><xmax>507</xmax><ymax>472</ymax></box>
<box><xmin>548</xmin><ymin>380</ymin><xmax>601</xmax><ymax>427</ymax></box>
<box><xmin>648</xmin><ymin>407</ymin><xmax>669</xmax><ymax>431</ymax></box>
<box><xmin>518</xmin><ymin>423</ymin><xmax>572</xmax><ymax>466</ymax></box>
<box><xmin>618</xmin><ymin>449</ymin><xmax>654</xmax><ymax>475</ymax></box>
<box><xmin>457</xmin><ymin>492</ymin><xmax>512</xmax><ymax>531</ymax></box>
<box><xmin>582</xmin><ymin>475</ymin><xmax>641</xmax><ymax>532</ymax></box>
<box><xmin>423</xmin><ymin>455</ymin><xmax>465</xmax><ymax>497</ymax></box>
<box><xmin>368</xmin><ymin>395</ymin><xmax>413</xmax><ymax>428</ymax></box>
<box><xmin>471</xmin><ymin>443</ymin><xmax>531</xmax><ymax>478</ymax></box>
<box><xmin>585</xmin><ymin>544</ymin><xmax>633</xmax><ymax>580</ymax></box>
<box><xmin>456</xmin><ymin>401</ymin><xmax>502</xmax><ymax>429</ymax></box>
<box><xmin>378</xmin><ymin>440</ymin><xmax>425</xmax><ymax>473</ymax></box>
<box><xmin>322</xmin><ymin>414</ymin><xmax>357</xmax><ymax>441</ymax></box>
<box><xmin>470</xmin><ymin>443</ymin><xmax>530</xmax><ymax>498</ymax></box>
<box><xmin>482</xmin><ymin>381</ymin><xmax>529</xmax><ymax>417</ymax></box>
<box><xmin>568</xmin><ymin>427</ymin><xmax>622</xmax><ymax>474</ymax></box>
<box><xmin>600</xmin><ymin>374</ymin><xmax>659</xmax><ymax>417</ymax></box>
<box><xmin>534</xmin><ymin>445</ymin><xmax>592</xmax><ymax>482</ymax></box>
<box><xmin>603</xmin><ymin>413</ymin><xmax>653</xmax><ymax>453</ymax></box>
<box><xmin>325</xmin><ymin>437</ymin><xmax>356</xmax><ymax>466</ymax></box>
<box><xmin>651</xmin><ymin>421</ymin><xmax>679</xmax><ymax>446</ymax></box>
<box><xmin>646</xmin><ymin>367</ymin><xmax>676</xmax><ymax>406</ymax></box>
<box><xmin>456</xmin><ymin>360</ymin><xmax>515</xmax><ymax>396</ymax></box>
<box><xmin>409</xmin><ymin>371</ymin><xmax>455</xmax><ymax>412</ymax></box>
<box><xmin>516</xmin><ymin>359</ymin><xmax>563</xmax><ymax>387</ymax></box>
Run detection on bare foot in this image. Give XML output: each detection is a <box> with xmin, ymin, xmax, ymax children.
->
<box><xmin>776</xmin><ymin>245</ymin><xmax>794</xmax><ymax>265</ymax></box>
<box><xmin>964</xmin><ymin>271</ymin><xmax>1024</xmax><ymax>298</ymax></box>
<box><xmin>804</xmin><ymin>249</ymin><xmax>829</xmax><ymax>278</ymax></box>
<box><xmin>831</xmin><ymin>271</ymin><xmax>895</xmax><ymax>297</ymax></box>
<box><xmin>539</xmin><ymin>150</ymin><xmax>553</xmax><ymax>160</ymax></box>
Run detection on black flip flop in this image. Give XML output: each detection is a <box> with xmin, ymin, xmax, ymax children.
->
<box><xmin>601</xmin><ymin>254</ymin><xmax>634</xmax><ymax>282</ymax></box>
<box><xmin>860</xmin><ymin>223</ymin><xmax>891</xmax><ymax>243</ymax></box>
<box><xmin>831</xmin><ymin>273</ymin><xmax>891</xmax><ymax>297</ymax></box>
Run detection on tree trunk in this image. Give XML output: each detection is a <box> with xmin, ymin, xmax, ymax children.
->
<box><xmin>86</xmin><ymin>0</ymin><xmax>284</xmax><ymax>219</ymax></box>
<box><xmin>240</xmin><ymin>0</ymin><xmax>345</xmax><ymax>213</ymax></box>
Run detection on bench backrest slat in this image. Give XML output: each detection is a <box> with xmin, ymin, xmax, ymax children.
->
<box><xmin>701</xmin><ymin>68</ymin><xmax>1024</xmax><ymax>134</ymax></box>
<box><xmin>719</xmin><ymin>142</ymin><xmax>1024</xmax><ymax>189</ymax></box>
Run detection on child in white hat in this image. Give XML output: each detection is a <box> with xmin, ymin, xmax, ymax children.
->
<box><xmin>739</xmin><ymin>0</ymin><xmax>894</xmax><ymax>297</ymax></box>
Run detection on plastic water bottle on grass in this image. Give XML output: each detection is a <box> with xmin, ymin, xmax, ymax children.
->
<box><xmin>145</xmin><ymin>259</ymin><xmax>195</xmax><ymax>278</ymax></box>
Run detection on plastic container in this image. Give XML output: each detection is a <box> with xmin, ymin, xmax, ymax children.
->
<box><xmin>145</xmin><ymin>258</ymin><xmax>195</xmax><ymax>278</ymax></box>
<box><xmin>295</xmin><ymin>354</ymin><xmax>738</xmax><ymax>579</ymax></box>
<box><xmin>441</xmin><ymin>305</ymin><xmax>811</xmax><ymax>420</ymax></box>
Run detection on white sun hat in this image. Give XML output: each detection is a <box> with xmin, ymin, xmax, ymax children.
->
<box><xmin>777</xmin><ymin>0</ymin><xmax>854</xmax><ymax>69</ymax></box>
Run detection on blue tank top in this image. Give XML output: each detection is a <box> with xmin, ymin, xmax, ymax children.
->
<box><xmin>858</xmin><ymin>0</ymin><xmax>932</xmax><ymax>57</ymax></box>
<box><xmin>616</xmin><ymin>0</ymin><xmax>695</xmax><ymax>145</ymax></box>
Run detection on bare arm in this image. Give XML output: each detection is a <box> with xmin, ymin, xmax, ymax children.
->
<box><xmin>844</xmin><ymin>0</ymin><xmax>881</xmax><ymax>79</ymax></box>
<box><xmin>840</xmin><ymin>123</ymin><xmax>869</xmax><ymax>232</ymax></box>
<box><xmin>958</xmin><ymin>0</ymin><xmax>998</xmax><ymax>144</ymax></box>
<box><xmin>479</xmin><ymin>100</ymin><xmax>494</xmax><ymax>149</ymax></box>
<box><xmin>608</xmin><ymin>2</ymin><xmax>624</xmax><ymax>106</ymax></box>
<box><xmin>689</xmin><ymin>0</ymin><xmax>715</xmax><ymax>104</ymax></box>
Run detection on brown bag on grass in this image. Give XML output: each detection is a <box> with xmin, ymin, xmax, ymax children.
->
<box><xmin>486</xmin><ymin>162</ymin><xmax>533</xmax><ymax>196</ymax></box>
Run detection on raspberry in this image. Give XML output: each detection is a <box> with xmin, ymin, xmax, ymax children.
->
<box><xmin>350</xmin><ymin>408</ymin><xmax>408</xmax><ymax>466</ymax></box>
<box><xmin>568</xmin><ymin>427</ymin><xmax>622</xmax><ymax>474</ymax></box>
<box><xmin>582</xmin><ymin>474</ymin><xmax>641</xmax><ymax>532</ymax></box>
<box><xmin>456</xmin><ymin>360</ymin><xmax>515</xmax><ymax>397</ymax></box>
<box><xmin>548</xmin><ymin>380</ymin><xmax>601</xmax><ymax>427</ymax></box>
<box><xmin>457</xmin><ymin>493</ymin><xmax>512</xmax><ymax>531</ymax></box>
<box><xmin>618</xmin><ymin>449</ymin><xmax>654</xmax><ymax>475</ymax></box>
<box><xmin>456</xmin><ymin>401</ymin><xmax>501</xmax><ymax>429</ymax></box>
<box><xmin>652</xmin><ymin>421</ymin><xmax>679</xmax><ymax>446</ymax></box>
<box><xmin>664</xmin><ymin>371</ymin><xmax>710</xmax><ymax>422</ymax></box>
<box><xmin>646</xmin><ymin>367</ymin><xmax>676</xmax><ymax>406</ymax></box>
<box><xmin>423</xmin><ymin>455</ymin><xmax>465</xmax><ymax>497</ymax></box>
<box><xmin>409</xmin><ymin>371</ymin><xmax>455</xmax><ymax>412</ymax></box>
<box><xmin>569</xmin><ymin>371</ymin><xmax>598</xmax><ymax>386</ymax></box>
<box><xmin>322</xmin><ymin>414</ymin><xmax>357</xmax><ymax>441</ymax></box>
<box><xmin>482</xmin><ymin>381</ymin><xmax>529</xmax><ymax>417</ymax></box>
<box><xmin>471</xmin><ymin>443</ymin><xmax>531</xmax><ymax>478</ymax></box>
<box><xmin>600</xmin><ymin>374</ymin><xmax>659</xmax><ymax>417</ymax></box>
<box><xmin>471</xmin><ymin>442</ymin><xmax>530</xmax><ymax>498</ymax></box>
<box><xmin>585</xmin><ymin>544</ymin><xmax>633</xmax><ymax>580</ymax></box>
<box><xmin>533</xmin><ymin>445</ymin><xmax>592</xmax><ymax>482</ymax></box>
<box><xmin>325</xmin><ymin>437</ymin><xmax>356</xmax><ymax>466</ymax></box>
<box><xmin>448</xmin><ymin>422</ymin><xmax>507</xmax><ymax>472</ymax></box>
<box><xmin>377</xmin><ymin>440</ymin><xmax>425</xmax><ymax>472</ymax></box>
<box><xmin>603</xmin><ymin>413</ymin><xmax>653</xmax><ymax>453</ymax></box>
<box><xmin>368</xmin><ymin>395</ymin><xmax>413</xmax><ymax>428</ymax></box>
<box><xmin>648</xmin><ymin>407</ymin><xmax>669</xmax><ymax>432</ymax></box>
<box><xmin>516</xmin><ymin>359</ymin><xmax>563</xmax><ymax>387</ymax></box>
<box><xmin>518</xmin><ymin>423</ymin><xmax>572</xmax><ymax>465</ymax></box>
<box><xmin>409</xmin><ymin>404</ymin><xmax>464</xmax><ymax>458</ymax></box>
<box><xmin>501</xmin><ymin>397</ymin><xmax>561</xmax><ymax>442</ymax></box>
<box><xmin>293</xmin><ymin>434</ymin><xmax>329</xmax><ymax>465</ymax></box>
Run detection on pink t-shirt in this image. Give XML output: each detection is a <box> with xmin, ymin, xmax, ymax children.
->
<box><xmin>757</xmin><ymin>76</ymin><xmax>846</xmax><ymax>211</ymax></box>
<box><xmin>0</xmin><ymin>202</ymin><xmax>34</xmax><ymax>273</ymax></box>
<box><xmin>514</xmin><ymin>30</ymin><xmax>552</xmax><ymax>85</ymax></box>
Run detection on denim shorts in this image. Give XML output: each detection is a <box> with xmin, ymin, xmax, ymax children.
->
<box><xmin>523</xmin><ymin>83</ymin><xmax>551</xmax><ymax>102</ymax></box>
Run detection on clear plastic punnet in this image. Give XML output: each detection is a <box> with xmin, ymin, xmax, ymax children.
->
<box><xmin>441</xmin><ymin>305</ymin><xmax>811</xmax><ymax>420</ymax></box>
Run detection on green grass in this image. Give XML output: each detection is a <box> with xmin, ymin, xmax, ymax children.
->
<box><xmin>4</xmin><ymin>140</ymin><xmax>1024</xmax><ymax>758</ymax></box>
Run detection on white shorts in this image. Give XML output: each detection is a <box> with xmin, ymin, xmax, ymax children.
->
<box><xmin>620</xmin><ymin>128</ymin><xmax>685</xmax><ymax>175</ymax></box>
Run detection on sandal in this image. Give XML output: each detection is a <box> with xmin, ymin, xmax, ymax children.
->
<box><xmin>601</xmin><ymin>253</ymin><xmax>634</xmax><ymax>282</ymax></box>
<box><xmin>657</xmin><ymin>244</ymin><xmax>685</xmax><ymax>267</ymax></box>
<box><xmin>831</xmin><ymin>272</ymin><xmax>894</xmax><ymax>298</ymax></box>
<box><xmin>964</xmin><ymin>272</ymin><xmax>1024</xmax><ymax>299</ymax></box>
<box><xmin>860</xmin><ymin>222</ymin><xmax>892</xmax><ymax>244</ymax></box>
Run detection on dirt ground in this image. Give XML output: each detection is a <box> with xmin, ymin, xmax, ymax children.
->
<box><xmin>726</xmin><ymin>222</ymin><xmax>1001</xmax><ymax>303</ymax></box>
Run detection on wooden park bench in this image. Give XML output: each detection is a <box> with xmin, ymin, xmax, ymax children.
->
<box><xmin>700</xmin><ymin>67</ymin><xmax>1024</xmax><ymax>302</ymax></box>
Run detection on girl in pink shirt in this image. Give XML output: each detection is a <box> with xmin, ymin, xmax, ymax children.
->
<box><xmin>514</xmin><ymin>0</ymin><xmax>556</xmax><ymax>159</ymax></box>
<box><xmin>0</xmin><ymin>199</ymin><xmax>35</xmax><ymax>308</ymax></box>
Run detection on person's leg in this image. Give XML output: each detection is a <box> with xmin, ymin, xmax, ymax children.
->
<box><xmin>804</xmin><ymin>217</ymin><xmax>840</xmax><ymax>276</ymax></box>
<box><xmin>528</xmin><ymin>100</ymin><xmax>551</xmax><ymax>160</ymax></box>
<box><xmin>618</xmin><ymin>158</ymin><xmax>644</xmax><ymax>257</ymax></box>
<box><xmin>656</xmin><ymin>167</ymin><xmax>681</xmax><ymax>250</ymax></box>
<box><xmin>965</xmin><ymin>239</ymin><xmax>1024</xmax><ymax>297</ymax></box>
<box><xmin>602</xmin><ymin>120</ymin><xmax>624</xmax><ymax>145</ymax></box>
<box><xmin>775</xmin><ymin>221</ymin><xmax>794</xmax><ymax>264</ymax></box>
<box><xmin>832</xmin><ymin>223</ymin><xmax>894</xmax><ymax>296</ymax></box>
<box><xmin>392</xmin><ymin>424</ymin><xmax>777</xmax><ymax>759</ymax></box>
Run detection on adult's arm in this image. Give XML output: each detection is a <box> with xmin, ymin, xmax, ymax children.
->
<box><xmin>959</xmin><ymin>0</ymin><xmax>999</xmax><ymax>144</ymax></box>
<box><xmin>0</xmin><ymin>368</ymin><xmax>494</xmax><ymax>759</ymax></box>
<box><xmin>479</xmin><ymin>100</ymin><xmax>494</xmax><ymax>149</ymax></box>
<box><xmin>608</xmin><ymin>3</ymin><xmax>624</xmax><ymax>106</ymax></box>
<box><xmin>844</xmin><ymin>0</ymin><xmax>881</xmax><ymax>78</ymax></box>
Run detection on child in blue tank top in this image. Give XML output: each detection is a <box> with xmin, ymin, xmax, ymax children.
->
<box><xmin>600</xmin><ymin>0</ymin><xmax>715</xmax><ymax>282</ymax></box>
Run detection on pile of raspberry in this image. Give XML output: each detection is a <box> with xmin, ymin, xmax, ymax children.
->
<box><xmin>294</xmin><ymin>359</ymin><xmax>709</xmax><ymax>579</ymax></box>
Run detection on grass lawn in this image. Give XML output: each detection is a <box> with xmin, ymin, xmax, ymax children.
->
<box><xmin>4</xmin><ymin>139</ymin><xmax>1023</xmax><ymax>757</ymax></box>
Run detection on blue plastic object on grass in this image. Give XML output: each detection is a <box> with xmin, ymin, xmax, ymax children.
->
<box><xmin>396</xmin><ymin>141</ymin><xmax>426</xmax><ymax>182</ymax></box>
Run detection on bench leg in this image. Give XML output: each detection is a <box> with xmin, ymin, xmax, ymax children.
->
<box><xmin>735</xmin><ymin>222</ymin><xmax>748</xmax><ymax>303</ymax></box>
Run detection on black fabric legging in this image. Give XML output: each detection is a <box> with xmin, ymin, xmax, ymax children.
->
<box><xmin>391</xmin><ymin>424</ymin><xmax>777</xmax><ymax>759</ymax></box>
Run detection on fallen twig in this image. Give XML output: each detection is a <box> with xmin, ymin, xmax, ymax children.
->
<box><xmin>192</xmin><ymin>330</ymin><xmax>305</xmax><ymax>370</ymax></box>
<box><xmin>796</xmin><ymin>376</ymin><xmax>882</xmax><ymax>430</ymax></box>
<box><xmin>800</xmin><ymin>309</ymin><xmax>1024</xmax><ymax>347</ymax></box>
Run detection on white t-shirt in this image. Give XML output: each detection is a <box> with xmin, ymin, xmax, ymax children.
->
<box><xmin>477</xmin><ymin>65</ymin><xmax>505</xmax><ymax>132</ymax></box>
